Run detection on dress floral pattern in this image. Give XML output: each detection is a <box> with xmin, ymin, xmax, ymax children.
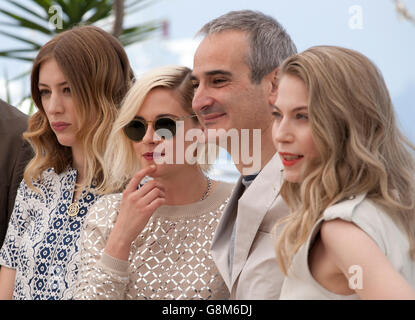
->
<box><xmin>0</xmin><ymin>167</ymin><xmax>99</xmax><ymax>300</ymax></box>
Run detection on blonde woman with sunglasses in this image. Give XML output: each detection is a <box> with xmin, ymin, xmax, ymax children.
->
<box><xmin>74</xmin><ymin>65</ymin><xmax>233</xmax><ymax>300</ymax></box>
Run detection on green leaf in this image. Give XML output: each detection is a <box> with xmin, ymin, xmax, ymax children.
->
<box><xmin>0</xmin><ymin>0</ymin><xmax>162</xmax><ymax>109</ymax></box>
<box><xmin>125</xmin><ymin>0</ymin><xmax>161</xmax><ymax>15</ymax></box>
<box><xmin>0</xmin><ymin>29</ymin><xmax>44</xmax><ymax>48</ymax></box>
<box><xmin>52</xmin><ymin>0</ymin><xmax>71</xmax><ymax>17</ymax></box>
<box><xmin>31</xmin><ymin>0</ymin><xmax>53</xmax><ymax>12</ymax></box>
<box><xmin>7</xmin><ymin>0</ymin><xmax>47</xmax><ymax>21</ymax></box>
<box><xmin>0</xmin><ymin>52</ymin><xmax>34</xmax><ymax>62</ymax></box>
<box><xmin>119</xmin><ymin>21</ymin><xmax>161</xmax><ymax>46</ymax></box>
<box><xmin>0</xmin><ymin>8</ymin><xmax>52</xmax><ymax>34</ymax></box>
<box><xmin>86</xmin><ymin>1</ymin><xmax>113</xmax><ymax>23</ymax></box>
<box><xmin>0</xmin><ymin>48</ymin><xmax>38</xmax><ymax>54</ymax></box>
<box><xmin>10</xmin><ymin>69</ymin><xmax>32</xmax><ymax>82</ymax></box>
<box><xmin>0</xmin><ymin>2</ymin><xmax>163</xmax><ymax>61</ymax></box>
<box><xmin>28</xmin><ymin>99</ymin><xmax>36</xmax><ymax>115</ymax></box>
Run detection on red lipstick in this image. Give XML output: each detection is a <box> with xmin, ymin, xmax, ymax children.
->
<box><xmin>143</xmin><ymin>152</ymin><xmax>165</xmax><ymax>161</ymax></box>
<box><xmin>279</xmin><ymin>152</ymin><xmax>304</xmax><ymax>167</ymax></box>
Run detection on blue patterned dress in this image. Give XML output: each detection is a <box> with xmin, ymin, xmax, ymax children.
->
<box><xmin>0</xmin><ymin>166</ymin><xmax>99</xmax><ymax>300</ymax></box>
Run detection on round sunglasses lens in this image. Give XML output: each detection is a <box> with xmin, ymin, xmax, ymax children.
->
<box><xmin>155</xmin><ymin>118</ymin><xmax>176</xmax><ymax>139</ymax></box>
<box><xmin>124</xmin><ymin>120</ymin><xmax>146</xmax><ymax>141</ymax></box>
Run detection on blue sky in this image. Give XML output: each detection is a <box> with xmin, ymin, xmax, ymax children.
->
<box><xmin>0</xmin><ymin>0</ymin><xmax>414</xmax><ymax>180</ymax></box>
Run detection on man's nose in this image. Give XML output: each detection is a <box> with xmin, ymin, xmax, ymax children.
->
<box><xmin>192</xmin><ymin>85</ymin><xmax>215</xmax><ymax>114</ymax></box>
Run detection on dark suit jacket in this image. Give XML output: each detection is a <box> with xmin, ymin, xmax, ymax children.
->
<box><xmin>0</xmin><ymin>100</ymin><xmax>33</xmax><ymax>247</ymax></box>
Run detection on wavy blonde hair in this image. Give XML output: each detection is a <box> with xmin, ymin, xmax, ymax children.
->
<box><xmin>274</xmin><ymin>46</ymin><xmax>415</xmax><ymax>274</ymax></box>
<box><xmin>24</xmin><ymin>25</ymin><xmax>134</xmax><ymax>192</ymax></box>
<box><xmin>99</xmin><ymin>65</ymin><xmax>216</xmax><ymax>194</ymax></box>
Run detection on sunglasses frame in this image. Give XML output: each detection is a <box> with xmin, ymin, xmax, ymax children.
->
<box><xmin>123</xmin><ymin>114</ymin><xmax>197</xmax><ymax>142</ymax></box>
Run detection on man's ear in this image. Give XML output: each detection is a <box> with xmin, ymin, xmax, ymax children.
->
<box><xmin>268</xmin><ymin>67</ymin><xmax>279</xmax><ymax>105</ymax></box>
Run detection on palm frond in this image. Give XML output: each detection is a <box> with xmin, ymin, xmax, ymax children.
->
<box><xmin>0</xmin><ymin>8</ymin><xmax>52</xmax><ymax>34</ymax></box>
<box><xmin>0</xmin><ymin>0</ymin><xmax>162</xmax><ymax>109</ymax></box>
<box><xmin>0</xmin><ymin>29</ymin><xmax>43</xmax><ymax>48</ymax></box>
<box><xmin>119</xmin><ymin>20</ymin><xmax>162</xmax><ymax>46</ymax></box>
<box><xmin>8</xmin><ymin>0</ymin><xmax>47</xmax><ymax>21</ymax></box>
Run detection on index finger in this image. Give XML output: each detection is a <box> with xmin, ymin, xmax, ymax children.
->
<box><xmin>124</xmin><ymin>165</ymin><xmax>157</xmax><ymax>194</ymax></box>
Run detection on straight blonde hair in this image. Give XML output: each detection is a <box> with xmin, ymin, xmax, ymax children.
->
<box><xmin>274</xmin><ymin>46</ymin><xmax>415</xmax><ymax>274</ymax></box>
<box><xmin>99</xmin><ymin>65</ymin><xmax>216</xmax><ymax>194</ymax></box>
<box><xmin>25</xmin><ymin>25</ymin><xmax>134</xmax><ymax>192</ymax></box>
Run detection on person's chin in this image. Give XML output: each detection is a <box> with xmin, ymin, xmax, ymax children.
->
<box><xmin>141</xmin><ymin>161</ymin><xmax>156</xmax><ymax>170</ymax></box>
<box><xmin>281</xmin><ymin>166</ymin><xmax>301</xmax><ymax>183</ymax></box>
<box><xmin>56</xmin><ymin>136</ymin><xmax>76</xmax><ymax>148</ymax></box>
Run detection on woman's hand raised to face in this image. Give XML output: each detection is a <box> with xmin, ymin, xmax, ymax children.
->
<box><xmin>105</xmin><ymin>165</ymin><xmax>166</xmax><ymax>261</ymax></box>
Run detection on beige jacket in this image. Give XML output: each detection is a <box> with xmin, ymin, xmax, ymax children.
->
<box><xmin>280</xmin><ymin>194</ymin><xmax>415</xmax><ymax>299</ymax></box>
<box><xmin>210</xmin><ymin>154</ymin><xmax>289</xmax><ymax>299</ymax></box>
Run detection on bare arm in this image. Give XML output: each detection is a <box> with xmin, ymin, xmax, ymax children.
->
<box><xmin>0</xmin><ymin>266</ymin><xmax>16</xmax><ymax>300</ymax></box>
<box><xmin>320</xmin><ymin>219</ymin><xmax>415</xmax><ymax>300</ymax></box>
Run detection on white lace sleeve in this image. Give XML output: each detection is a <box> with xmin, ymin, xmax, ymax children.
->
<box><xmin>73</xmin><ymin>193</ymin><xmax>129</xmax><ymax>300</ymax></box>
<box><xmin>0</xmin><ymin>179</ymin><xmax>29</xmax><ymax>269</ymax></box>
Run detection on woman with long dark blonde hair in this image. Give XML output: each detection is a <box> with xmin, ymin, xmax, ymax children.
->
<box><xmin>0</xmin><ymin>25</ymin><xmax>133</xmax><ymax>300</ymax></box>
<box><xmin>272</xmin><ymin>45</ymin><xmax>415</xmax><ymax>299</ymax></box>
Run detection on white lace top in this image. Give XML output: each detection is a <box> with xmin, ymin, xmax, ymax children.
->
<box><xmin>0</xmin><ymin>167</ymin><xmax>99</xmax><ymax>300</ymax></box>
<box><xmin>74</xmin><ymin>181</ymin><xmax>234</xmax><ymax>300</ymax></box>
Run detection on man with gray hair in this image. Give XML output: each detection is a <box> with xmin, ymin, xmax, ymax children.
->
<box><xmin>191</xmin><ymin>10</ymin><xmax>296</xmax><ymax>299</ymax></box>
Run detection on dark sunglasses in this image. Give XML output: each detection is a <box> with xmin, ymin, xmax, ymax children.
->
<box><xmin>123</xmin><ymin>114</ymin><xmax>197</xmax><ymax>142</ymax></box>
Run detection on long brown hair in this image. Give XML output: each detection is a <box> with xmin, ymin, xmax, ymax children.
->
<box><xmin>274</xmin><ymin>46</ymin><xmax>415</xmax><ymax>274</ymax></box>
<box><xmin>25</xmin><ymin>25</ymin><xmax>134</xmax><ymax>191</ymax></box>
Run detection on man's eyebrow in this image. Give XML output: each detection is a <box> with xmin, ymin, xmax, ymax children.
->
<box><xmin>190</xmin><ymin>70</ymin><xmax>232</xmax><ymax>81</ymax></box>
<box><xmin>205</xmin><ymin>70</ymin><xmax>232</xmax><ymax>77</ymax></box>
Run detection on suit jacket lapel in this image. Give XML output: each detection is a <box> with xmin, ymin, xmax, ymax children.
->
<box><xmin>210</xmin><ymin>176</ymin><xmax>244</xmax><ymax>291</ymax></box>
<box><xmin>230</xmin><ymin>154</ymin><xmax>284</xmax><ymax>287</ymax></box>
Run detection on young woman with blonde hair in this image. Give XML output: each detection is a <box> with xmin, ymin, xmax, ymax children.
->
<box><xmin>272</xmin><ymin>45</ymin><xmax>415</xmax><ymax>299</ymax></box>
<box><xmin>74</xmin><ymin>65</ymin><xmax>233</xmax><ymax>300</ymax></box>
<box><xmin>0</xmin><ymin>25</ymin><xmax>133</xmax><ymax>300</ymax></box>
